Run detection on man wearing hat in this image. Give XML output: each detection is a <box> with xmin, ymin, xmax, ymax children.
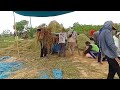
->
<box><xmin>67</xmin><ymin>27</ymin><xmax>78</xmax><ymax>56</ymax></box>
<box><xmin>99</xmin><ymin>21</ymin><xmax>120</xmax><ymax>79</ymax></box>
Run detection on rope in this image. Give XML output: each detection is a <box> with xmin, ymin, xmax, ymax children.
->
<box><xmin>13</xmin><ymin>11</ymin><xmax>20</xmax><ymax>58</ymax></box>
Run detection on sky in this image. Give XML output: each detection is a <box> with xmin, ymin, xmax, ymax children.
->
<box><xmin>1</xmin><ymin>11</ymin><xmax>120</xmax><ymax>34</ymax></box>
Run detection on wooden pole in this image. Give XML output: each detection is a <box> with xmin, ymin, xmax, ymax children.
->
<box><xmin>13</xmin><ymin>11</ymin><xmax>20</xmax><ymax>58</ymax></box>
<box><xmin>30</xmin><ymin>17</ymin><xmax>32</xmax><ymax>28</ymax></box>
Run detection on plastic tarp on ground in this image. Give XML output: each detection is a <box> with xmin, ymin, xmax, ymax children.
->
<box><xmin>38</xmin><ymin>69</ymin><xmax>63</xmax><ymax>79</ymax></box>
<box><xmin>0</xmin><ymin>56</ymin><xmax>23</xmax><ymax>79</ymax></box>
<box><xmin>15</xmin><ymin>11</ymin><xmax>73</xmax><ymax>17</ymax></box>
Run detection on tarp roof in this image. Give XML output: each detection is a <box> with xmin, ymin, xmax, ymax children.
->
<box><xmin>15</xmin><ymin>11</ymin><xmax>73</xmax><ymax>17</ymax></box>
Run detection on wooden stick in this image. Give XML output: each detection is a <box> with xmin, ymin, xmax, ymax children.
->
<box><xmin>13</xmin><ymin>11</ymin><xmax>20</xmax><ymax>58</ymax></box>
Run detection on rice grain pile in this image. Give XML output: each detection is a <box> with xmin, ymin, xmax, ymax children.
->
<box><xmin>77</xmin><ymin>34</ymin><xmax>90</xmax><ymax>50</ymax></box>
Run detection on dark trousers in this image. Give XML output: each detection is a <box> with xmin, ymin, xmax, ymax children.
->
<box><xmin>98</xmin><ymin>52</ymin><xmax>101</xmax><ymax>62</ymax></box>
<box><xmin>40</xmin><ymin>47</ymin><xmax>47</xmax><ymax>57</ymax></box>
<box><xmin>106</xmin><ymin>56</ymin><xmax>120</xmax><ymax>79</ymax></box>
<box><xmin>88</xmin><ymin>51</ymin><xmax>98</xmax><ymax>59</ymax></box>
<box><xmin>98</xmin><ymin>51</ymin><xmax>107</xmax><ymax>62</ymax></box>
<box><xmin>59</xmin><ymin>43</ymin><xmax>66</xmax><ymax>57</ymax></box>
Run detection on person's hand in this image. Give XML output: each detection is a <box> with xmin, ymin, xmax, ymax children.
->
<box><xmin>115</xmin><ymin>58</ymin><xmax>120</xmax><ymax>64</ymax></box>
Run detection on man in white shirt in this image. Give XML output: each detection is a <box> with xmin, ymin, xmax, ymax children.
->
<box><xmin>113</xmin><ymin>32</ymin><xmax>120</xmax><ymax>57</ymax></box>
<box><xmin>58</xmin><ymin>28</ymin><xmax>67</xmax><ymax>57</ymax></box>
<box><xmin>68</xmin><ymin>29</ymin><xmax>78</xmax><ymax>56</ymax></box>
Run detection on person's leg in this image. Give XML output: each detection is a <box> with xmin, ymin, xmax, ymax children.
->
<box><xmin>94</xmin><ymin>52</ymin><xmax>99</xmax><ymax>58</ymax></box>
<box><xmin>98</xmin><ymin>51</ymin><xmax>101</xmax><ymax>62</ymax></box>
<box><xmin>71</xmin><ymin>42</ymin><xmax>76</xmax><ymax>56</ymax></box>
<box><xmin>106</xmin><ymin>57</ymin><xmax>117</xmax><ymax>79</ymax></box>
<box><xmin>86</xmin><ymin>53</ymin><xmax>93</xmax><ymax>58</ymax></box>
<box><xmin>58</xmin><ymin>43</ymin><xmax>62</xmax><ymax>57</ymax></box>
<box><xmin>52</xmin><ymin>48</ymin><xmax>55</xmax><ymax>54</ymax></box>
<box><xmin>112</xmin><ymin>59</ymin><xmax>120</xmax><ymax>79</ymax></box>
<box><xmin>40</xmin><ymin>48</ymin><xmax>44</xmax><ymax>57</ymax></box>
<box><xmin>63</xmin><ymin>43</ymin><xmax>66</xmax><ymax>57</ymax></box>
<box><xmin>88</xmin><ymin>51</ymin><xmax>97</xmax><ymax>59</ymax></box>
<box><xmin>61</xmin><ymin>43</ymin><xmax>64</xmax><ymax>55</ymax></box>
<box><xmin>44</xmin><ymin>47</ymin><xmax>47</xmax><ymax>57</ymax></box>
<box><xmin>70</xmin><ymin>42</ymin><xmax>73</xmax><ymax>55</ymax></box>
<box><xmin>68</xmin><ymin>42</ymin><xmax>72</xmax><ymax>55</ymax></box>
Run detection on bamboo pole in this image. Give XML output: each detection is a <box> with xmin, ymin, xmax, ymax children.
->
<box><xmin>30</xmin><ymin>17</ymin><xmax>32</xmax><ymax>28</ymax></box>
<box><xmin>13</xmin><ymin>11</ymin><xmax>20</xmax><ymax>58</ymax></box>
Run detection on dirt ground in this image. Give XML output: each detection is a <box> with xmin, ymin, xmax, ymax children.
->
<box><xmin>2</xmin><ymin>51</ymin><xmax>113</xmax><ymax>79</ymax></box>
<box><xmin>0</xmin><ymin>38</ymin><xmax>119</xmax><ymax>79</ymax></box>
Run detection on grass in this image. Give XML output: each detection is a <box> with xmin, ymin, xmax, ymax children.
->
<box><xmin>0</xmin><ymin>36</ymin><xmax>15</xmax><ymax>48</ymax></box>
<box><xmin>0</xmin><ymin>34</ymin><xmax>119</xmax><ymax>79</ymax></box>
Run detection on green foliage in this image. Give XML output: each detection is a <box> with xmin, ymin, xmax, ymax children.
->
<box><xmin>28</xmin><ymin>28</ymin><xmax>37</xmax><ymax>38</ymax></box>
<box><xmin>14</xmin><ymin>20</ymin><xmax>29</xmax><ymax>32</ymax></box>
<box><xmin>72</xmin><ymin>22</ymin><xmax>102</xmax><ymax>36</ymax></box>
<box><xmin>13</xmin><ymin>20</ymin><xmax>37</xmax><ymax>39</ymax></box>
<box><xmin>0</xmin><ymin>36</ymin><xmax>15</xmax><ymax>48</ymax></box>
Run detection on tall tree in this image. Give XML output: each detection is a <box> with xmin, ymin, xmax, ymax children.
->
<box><xmin>14</xmin><ymin>20</ymin><xmax>29</xmax><ymax>32</ymax></box>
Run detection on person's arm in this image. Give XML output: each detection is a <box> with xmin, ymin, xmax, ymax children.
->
<box><xmin>84</xmin><ymin>45</ymin><xmax>92</xmax><ymax>55</ymax></box>
<box><xmin>65</xmin><ymin>33</ymin><xmax>67</xmax><ymax>40</ymax></box>
<box><xmin>65</xmin><ymin>33</ymin><xmax>67</xmax><ymax>42</ymax></box>
<box><xmin>105</xmin><ymin>30</ymin><xmax>118</xmax><ymax>58</ymax></box>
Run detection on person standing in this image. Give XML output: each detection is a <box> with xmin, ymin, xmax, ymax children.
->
<box><xmin>68</xmin><ymin>28</ymin><xmax>78</xmax><ymax>56</ymax></box>
<box><xmin>99</xmin><ymin>21</ymin><xmax>120</xmax><ymax>79</ymax></box>
<box><xmin>113</xmin><ymin>32</ymin><xmax>120</xmax><ymax>57</ymax></box>
<box><xmin>58</xmin><ymin>28</ymin><xmax>67</xmax><ymax>57</ymax></box>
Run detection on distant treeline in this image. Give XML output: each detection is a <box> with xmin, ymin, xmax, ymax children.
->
<box><xmin>1</xmin><ymin>20</ymin><xmax>120</xmax><ymax>38</ymax></box>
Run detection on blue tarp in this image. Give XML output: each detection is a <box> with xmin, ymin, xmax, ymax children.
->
<box><xmin>0</xmin><ymin>62</ymin><xmax>23</xmax><ymax>79</ymax></box>
<box><xmin>15</xmin><ymin>11</ymin><xmax>73</xmax><ymax>17</ymax></box>
<box><xmin>0</xmin><ymin>56</ymin><xmax>11</xmax><ymax>61</ymax></box>
<box><xmin>0</xmin><ymin>56</ymin><xmax>23</xmax><ymax>79</ymax></box>
<box><xmin>39</xmin><ymin>69</ymin><xmax>63</xmax><ymax>79</ymax></box>
<box><xmin>39</xmin><ymin>71</ymin><xmax>50</xmax><ymax>79</ymax></box>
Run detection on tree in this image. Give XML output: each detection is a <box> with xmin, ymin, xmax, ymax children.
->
<box><xmin>28</xmin><ymin>27</ymin><xmax>37</xmax><ymax>38</ymax></box>
<box><xmin>73</xmin><ymin>22</ymin><xmax>83</xmax><ymax>33</ymax></box>
<box><xmin>13</xmin><ymin>20</ymin><xmax>29</xmax><ymax>38</ymax></box>
<box><xmin>14</xmin><ymin>20</ymin><xmax>29</xmax><ymax>32</ymax></box>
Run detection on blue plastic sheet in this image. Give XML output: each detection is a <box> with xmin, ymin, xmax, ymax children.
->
<box><xmin>0</xmin><ymin>56</ymin><xmax>11</xmax><ymax>61</ymax></box>
<box><xmin>38</xmin><ymin>69</ymin><xmax>63</xmax><ymax>79</ymax></box>
<box><xmin>0</xmin><ymin>73</ymin><xmax>10</xmax><ymax>79</ymax></box>
<box><xmin>0</xmin><ymin>57</ymin><xmax>23</xmax><ymax>79</ymax></box>
<box><xmin>39</xmin><ymin>71</ymin><xmax>50</xmax><ymax>79</ymax></box>
<box><xmin>52</xmin><ymin>69</ymin><xmax>63</xmax><ymax>79</ymax></box>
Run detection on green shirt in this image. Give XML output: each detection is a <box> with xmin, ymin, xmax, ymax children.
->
<box><xmin>91</xmin><ymin>44</ymin><xmax>99</xmax><ymax>52</ymax></box>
